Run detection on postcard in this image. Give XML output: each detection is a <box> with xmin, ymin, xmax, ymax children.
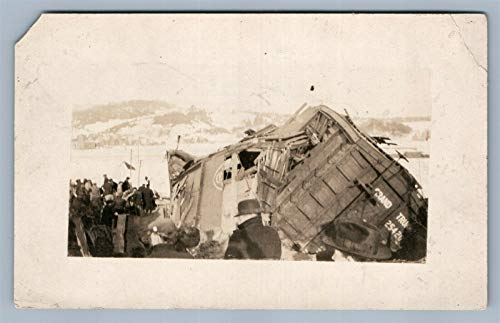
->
<box><xmin>14</xmin><ymin>13</ymin><xmax>487</xmax><ymax>309</ymax></box>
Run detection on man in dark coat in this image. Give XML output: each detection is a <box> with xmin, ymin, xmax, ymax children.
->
<box><xmin>142</xmin><ymin>184</ymin><xmax>155</xmax><ymax>214</ymax></box>
<box><xmin>224</xmin><ymin>199</ymin><xmax>281</xmax><ymax>260</ymax></box>
<box><xmin>122</xmin><ymin>177</ymin><xmax>131</xmax><ymax>192</ymax></box>
<box><xmin>100</xmin><ymin>197</ymin><xmax>115</xmax><ymax>228</ymax></box>
<box><xmin>109</xmin><ymin>178</ymin><xmax>118</xmax><ymax>193</ymax></box>
<box><xmin>130</xmin><ymin>188</ymin><xmax>144</xmax><ymax>216</ymax></box>
<box><xmin>138</xmin><ymin>183</ymin><xmax>146</xmax><ymax>206</ymax></box>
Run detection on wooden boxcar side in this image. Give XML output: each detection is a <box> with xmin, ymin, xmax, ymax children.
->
<box><xmin>271</xmin><ymin>107</ymin><xmax>427</xmax><ymax>260</ymax></box>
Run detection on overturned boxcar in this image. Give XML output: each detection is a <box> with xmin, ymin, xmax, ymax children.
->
<box><xmin>168</xmin><ymin>105</ymin><xmax>428</xmax><ymax>261</ymax></box>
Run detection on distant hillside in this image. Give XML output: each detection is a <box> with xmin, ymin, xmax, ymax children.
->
<box><xmin>355</xmin><ymin>118</ymin><xmax>431</xmax><ymax>142</ymax></box>
<box><xmin>72</xmin><ymin>100</ymin><xmax>290</xmax><ymax>148</ymax></box>
<box><xmin>73</xmin><ymin>100</ymin><xmax>175</xmax><ymax>127</ymax></box>
<box><xmin>72</xmin><ymin>101</ymin><xmax>430</xmax><ymax>151</ymax></box>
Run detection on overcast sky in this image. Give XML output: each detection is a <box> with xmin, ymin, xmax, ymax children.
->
<box><xmin>21</xmin><ymin>14</ymin><xmax>482</xmax><ymax>118</ymax></box>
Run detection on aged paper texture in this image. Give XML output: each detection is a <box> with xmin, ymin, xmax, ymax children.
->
<box><xmin>14</xmin><ymin>13</ymin><xmax>487</xmax><ymax>309</ymax></box>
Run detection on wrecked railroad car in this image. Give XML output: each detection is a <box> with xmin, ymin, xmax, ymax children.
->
<box><xmin>167</xmin><ymin>105</ymin><xmax>428</xmax><ymax>261</ymax></box>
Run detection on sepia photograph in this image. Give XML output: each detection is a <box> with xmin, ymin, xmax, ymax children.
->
<box><xmin>70</xmin><ymin>103</ymin><xmax>429</xmax><ymax>261</ymax></box>
<box><xmin>67</xmin><ymin>15</ymin><xmax>430</xmax><ymax>262</ymax></box>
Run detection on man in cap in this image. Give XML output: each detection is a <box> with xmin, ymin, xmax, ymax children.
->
<box><xmin>150</xmin><ymin>226</ymin><xmax>164</xmax><ymax>247</ymax></box>
<box><xmin>147</xmin><ymin>226</ymin><xmax>200</xmax><ymax>259</ymax></box>
<box><xmin>224</xmin><ymin>199</ymin><xmax>282</xmax><ymax>260</ymax></box>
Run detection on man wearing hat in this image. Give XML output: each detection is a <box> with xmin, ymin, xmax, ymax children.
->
<box><xmin>147</xmin><ymin>226</ymin><xmax>200</xmax><ymax>259</ymax></box>
<box><xmin>224</xmin><ymin>199</ymin><xmax>282</xmax><ymax>260</ymax></box>
<box><xmin>150</xmin><ymin>226</ymin><xmax>164</xmax><ymax>247</ymax></box>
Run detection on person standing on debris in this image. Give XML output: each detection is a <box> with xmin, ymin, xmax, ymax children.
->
<box><xmin>125</xmin><ymin>187</ymin><xmax>143</xmax><ymax>216</ymax></box>
<box><xmin>224</xmin><ymin>199</ymin><xmax>282</xmax><ymax>260</ymax></box>
<box><xmin>100</xmin><ymin>195</ymin><xmax>115</xmax><ymax>228</ymax></box>
<box><xmin>142</xmin><ymin>183</ymin><xmax>155</xmax><ymax>214</ymax></box>
<box><xmin>102</xmin><ymin>174</ymin><xmax>113</xmax><ymax>195</ymax></box>
<box><xmin>122</xmin><ymin>177</ymin><xmax>131</xmax><ymax>192</ymax></box>
<box><xmin>109</xmin><ymin>177</ymin><xmax>118</xmax><ymax>193</ymax></box>
<box><xmin>138</xmin><ymin>183</ymin><xmax>146</xmax><ymax>195</ymax></box>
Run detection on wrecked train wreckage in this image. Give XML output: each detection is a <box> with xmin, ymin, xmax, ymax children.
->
<box><xmin>167</xmin><ymin>105</ymin><xmax>428</xmax><ymax>261</ymax></box>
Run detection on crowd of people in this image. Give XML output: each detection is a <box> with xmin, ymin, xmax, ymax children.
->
<box><xmin>68</xmin><ymin>173</ymin><xmax>285</xmax><ymax>260</ymax></box>
<box><xmin>68</xmin><ymin>173</ymin><xmax>354</xmax><ymax>261</ymax></box>
<box><xmin>68</xmin><ymin>174</ymin><xmax>159</xmax><ymax>257</ymax></box>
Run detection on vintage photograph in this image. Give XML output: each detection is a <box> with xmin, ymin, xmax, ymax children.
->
<box><xmin>68</xmin><ymin>16</ymin><xmax>430</xmax><ymax>262</ymax></box>
<box><xmin>14</xmin><ymin>13</ymin><xmax>487</xmax><ymax>309</ymax></box>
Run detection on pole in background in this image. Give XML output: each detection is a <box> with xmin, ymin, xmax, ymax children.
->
<box><xmin>129</xmin><ymin>149</ymin><xmax>133</xmax><ymax>179</ymax></box>
<box><xmin>137</xmin><ymin>160</ymin><xmax>142</xmax><ymax>188</ymax></box>
<box><xmin>175</xmin><ymin>135</ymin><xmax>181</xmax><ymax>153</ymax></box>
<box><xmin>137</xmin><ymin>142</ymin><xmax>141</xmax><ymax>186</ymax></box>
<box><xmin>165</xmin><ymin>150</ymin><xmax>172</xmax><ymax>201</ymax></box>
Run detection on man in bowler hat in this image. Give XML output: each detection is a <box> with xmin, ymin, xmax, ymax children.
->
<box><xmin>224</xmin><ymin>199</ymin><xmax>282</xmax><ymax>260</ymax></box>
